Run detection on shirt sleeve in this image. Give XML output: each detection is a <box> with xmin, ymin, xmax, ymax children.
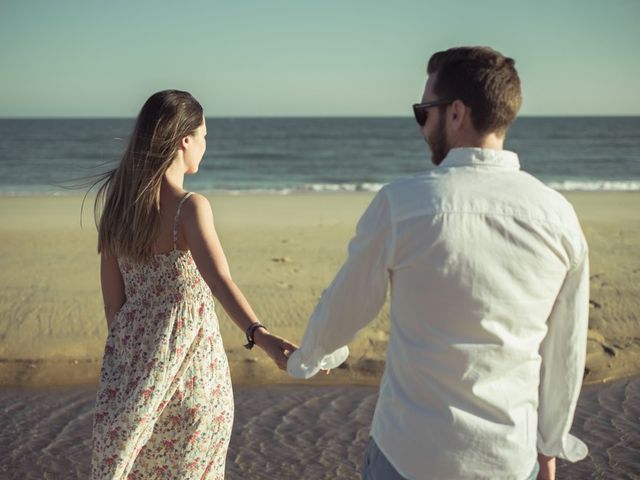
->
<box><xmin>287</xmin><ymin>189</ymin><xmax>394</xmax><ymax>379</ymax></box>
<box><xmin>537</xmin><ymin>228</ymin><xmax>590</xmax><ymax>461</ymax></box>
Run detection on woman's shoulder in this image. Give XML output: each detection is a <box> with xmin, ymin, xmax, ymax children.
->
<box><xmin>180</xmin><ymin>192</ymin><xmax>215</xmax><ymax>223</ymax></box>
<box><xmin>183</xmin><ymin>191</ymin><xmax>210</xmax><ymax>208</ymax></box>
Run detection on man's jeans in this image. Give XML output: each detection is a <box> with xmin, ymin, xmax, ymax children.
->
<box><xmin>361</xmin><ymin>437</ymin><xmax>540</xmax><ymax>480</ymax></box>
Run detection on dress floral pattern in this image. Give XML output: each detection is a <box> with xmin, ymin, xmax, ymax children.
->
<box><xmin>91</xmin><ymin>193</ymin><xmax>234</xmax><ymax>479</ymax></box>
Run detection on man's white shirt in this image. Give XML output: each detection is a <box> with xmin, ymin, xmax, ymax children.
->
<box><xmin>287</xmin><ymin>148</ymin><xmax>589</xmax><ymax>479</ymax></box>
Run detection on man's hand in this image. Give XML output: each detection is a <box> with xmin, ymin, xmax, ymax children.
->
<box><xmin>537</xmin><ymin>453</ymin><xmax>555</xmax><ymax>480</ymax></box>
<box><xmin>254</xmin><ymin>328</ymin><xmax>298</xmax><ymax>371</ymax></box>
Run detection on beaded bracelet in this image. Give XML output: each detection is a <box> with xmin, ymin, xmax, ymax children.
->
<box><xmin>244</xmin><ymin>323</ymin><xmax>266</xmax><ymax>350</ymax></box>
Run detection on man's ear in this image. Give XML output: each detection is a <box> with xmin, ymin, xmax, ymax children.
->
<box><xmin>450</xmin><ymin>100</ymin><xmax>467</xmax><ymax>130</ymax></box>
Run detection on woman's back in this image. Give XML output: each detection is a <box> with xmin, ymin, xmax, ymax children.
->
<box><xmin>151</xmin><ymin>188</ymin><xmax>193</xmax><ymax>254</ymax></box>
<box><xmin>116</xmin><ymin>191</ymin><xmax>206</xmax><ymax>308</ymax></box>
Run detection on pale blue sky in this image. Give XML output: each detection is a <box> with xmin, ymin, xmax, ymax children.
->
<box><xmin>1</xmin><ymin>0</ymin><xmax>638</xmax><ymax>117</ymax></box>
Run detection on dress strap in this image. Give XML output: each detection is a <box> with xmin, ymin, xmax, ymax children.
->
<box><xmin>173</xmin><ymin>192</ymin><xmax>194</xmax><ymax>250</ymax></box>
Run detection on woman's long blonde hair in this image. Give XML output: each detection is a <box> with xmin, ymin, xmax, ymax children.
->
<box><xmin>95</xmin><ymin>90</ymin><xmax>203</xmax><ymax>262</ymax></box>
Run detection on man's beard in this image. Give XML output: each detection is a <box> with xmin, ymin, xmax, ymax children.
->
<box><xmin>427</xmin><ymin>113</ymin><xmax>449</xmax><ymax>166</ymax></box>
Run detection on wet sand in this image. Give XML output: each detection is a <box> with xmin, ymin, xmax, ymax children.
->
<box><xmin>1</xmin><ymin>377</ymin><xmax>638</xmax><ymax>479</ymax></box>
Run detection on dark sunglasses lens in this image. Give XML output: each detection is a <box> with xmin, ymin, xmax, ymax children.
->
<box><xmin>413</xmin><ymin>106</ymin><xmax>426</xmax><ymax>126</ymax></box>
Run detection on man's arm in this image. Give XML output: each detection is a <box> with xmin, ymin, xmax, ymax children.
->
<box><xmin>537</xmin><ymin>229</ymin><xmax>589</xmax><ymax>465</ymax></box>
<box><xmin>287</xmin><ymin>189</ymin><xmax>394</xmax><ymax>378</ymax></box>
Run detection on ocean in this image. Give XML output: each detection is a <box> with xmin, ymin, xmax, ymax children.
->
<box><xmin>1</xmin><ymin>117</ymin><xmax>639</xmax><ymax>478</ymax></box>
<box><xmin>0</xmin><ymin>117</ymin><xmax>639</xmax><ymax>195</ymax></box>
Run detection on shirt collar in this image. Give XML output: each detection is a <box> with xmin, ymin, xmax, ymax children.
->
<box><xmin>439</xmin><ymin>148</ymin><xmax>520</xmax><ymax>170</ymax></box>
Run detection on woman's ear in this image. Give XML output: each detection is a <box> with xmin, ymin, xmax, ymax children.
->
<box><xmin>180</xmin><ymin>135</ymin><xmax>190</xmax><ymax>151</ymax></box>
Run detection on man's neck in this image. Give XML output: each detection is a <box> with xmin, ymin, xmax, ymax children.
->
<box><xmin>450</xmin><ymin>131</ymin><xmax>505</xmax><ymax>151</ymax></box>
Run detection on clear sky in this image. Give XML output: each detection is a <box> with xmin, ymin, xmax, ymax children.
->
<box><xmin>1</xmin><ymin>0</ymin><xmax>639</xmax><ymax>117</ymax></box>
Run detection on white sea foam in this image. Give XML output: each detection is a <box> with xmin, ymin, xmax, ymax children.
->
<box><xmin>198</xmin><ymin>183</ymin><xmax>385</xmax><ymax>195</ymax></box>
<box><xmin>2</xmin><ymin>181</ymin><xmax>640</xmax><ymax>197</ymax></box>
<box><xmin>546</xmin><ymin>180</ymin><xmax>640</xmax><ymax>191</ymax></box>
<box><xmin>169</xmin><ymin>180</ymin><xmax>640</xmax><ymax>195</ymax></box>
<box><xmin>300</xmin><ymin>182</ymin><xmax>384</xmax><ymax>193</ymax></box>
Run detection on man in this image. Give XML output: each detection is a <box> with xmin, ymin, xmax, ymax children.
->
<box><xmin>287</xmin><ymin>46</ymin><xmax>589</xmax><ymax>480</ymax></box>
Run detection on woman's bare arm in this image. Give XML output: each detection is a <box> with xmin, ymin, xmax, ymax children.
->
<box><xmin>181</xmin><ymin>193</ymin><xmax>296</xmax><ymax>369</ymax></box>
<box><xmin>100</xmin><ymin>252</ymin><xmax>126</xmax><ymax>330</ymax></box>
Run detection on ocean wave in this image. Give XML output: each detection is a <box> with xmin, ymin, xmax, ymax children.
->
<box><xmin>209</xmin><ymin>180</ymin><xmax>640</xmax><ymax>194</ymax></box>
<box><xmin>546</xmin><ymin>180</ymin><xmax>640</xmax><ymax>191</ymax></box>
<box><xmin>0</xmin><ymin>183</ymin><xmax>383</xmax><ymax>196</ymax></box>
<box><xmin>299</xmin><ymin>182</ymin><xmax>384</xmax><ymax>192</ymax></box>
<box><xmin>0</xmin><ymin>187</ymin><xmax>83</xmax><ymax>197</ymax></box>
<box><xmin>193</xmin><ymin>183</ymin><xmax>385</xmax><ymax>195</ymax></box>
<box><xmin>2</xmin><ymin>180</ymin><xmax>640</xmax><ymax>196</ymax></box>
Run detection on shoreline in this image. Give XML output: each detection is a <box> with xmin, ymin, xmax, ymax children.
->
<box><xmin>1</xmin><ymin>186</ymin><xmax>640</xmax><ymax>198</ymax></box>
<box><xmin>1</xmin><ymin>191</ymin><xmax>639</xmax><ymax>388</ymax></box>
<box><xmin>0</xmin><ymin>354</ymin><xmax>637</xmax><ymax>390</ymax></box>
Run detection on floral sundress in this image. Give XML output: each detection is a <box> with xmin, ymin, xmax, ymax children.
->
<box><xmin>91</xmin><ymin>192</ymin><xmax>234</xmax><ymax>479</ymax></box>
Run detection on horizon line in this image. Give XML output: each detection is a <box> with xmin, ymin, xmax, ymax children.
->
<box><xmin>1</xmin><ymin>114</ymin><xmax>639</xmax><ymax>120</ymax></box>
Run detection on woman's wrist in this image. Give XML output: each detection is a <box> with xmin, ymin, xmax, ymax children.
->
<box><xmin>244</xmin><ymin>322</ymin><xmax>269</xmax><ymax>350</ymax></box>
<box><xmin>243</xmin><ymin>322</ymin><xmax>268</xmax><ymax>350</ymax></box>
<box><xmin>252</xmin><ymin>326</ymin><xmax>269</xmax><ymax>347</ymax></box>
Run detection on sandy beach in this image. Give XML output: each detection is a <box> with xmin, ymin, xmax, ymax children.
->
<box><xmin>0</xmin><ymin>192</ymin><xmax>639</xmax><ymax>478</ymax></box>
<box><xmin>1</xmin><ymin>192</ymin><xmax>639</xmax><ymax>387</ymax></box>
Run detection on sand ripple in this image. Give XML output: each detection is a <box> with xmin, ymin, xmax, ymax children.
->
<box><xmin>1</xmin><ymin>378</ymin><xmax>638</xmax><ymax>479</ymax></box>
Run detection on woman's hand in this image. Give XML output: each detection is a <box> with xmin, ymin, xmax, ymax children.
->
<box><xmin>254</xmin><ymin>328</ymin><xmax>298</xmax><ymax>371</ymax></box>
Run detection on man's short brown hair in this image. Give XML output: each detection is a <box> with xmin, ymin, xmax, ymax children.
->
<box><xmin>427</xmin><ymin>46</ymin><xmax>522</xmax><ymax>135</ymax></box>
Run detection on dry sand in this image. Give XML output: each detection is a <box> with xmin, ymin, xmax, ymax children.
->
<box><xmin>0</xmin><ymin>192</ymin><xmax>638</xmax><ymax>387</ymax></box>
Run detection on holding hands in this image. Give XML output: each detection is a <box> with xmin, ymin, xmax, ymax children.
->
<box><xmin>244</xmin><ymin>323</ymin><xmax>331</xmax><ymax>375</ymax></box>
<box><xmin>252</xmin><ymin>326</ymin><xmax>298</xmax><ymax>371</ymax></box>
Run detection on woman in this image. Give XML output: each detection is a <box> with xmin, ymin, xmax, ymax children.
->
<box><xmin>90</xmin><ymin>90</ymin><xmax>295</xmax><ymax>479</ymax></box>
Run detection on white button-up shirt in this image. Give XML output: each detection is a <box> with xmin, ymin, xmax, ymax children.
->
<box><xmin>287</xmin><ymin>148</ymin><xmax>589</xmax><ymax>479</ymax></box>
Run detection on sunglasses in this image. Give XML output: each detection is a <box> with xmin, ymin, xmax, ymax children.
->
<box><xmin>412</xmin><ymin>99</ymin><xmax>455</xmax><ymax>126</ymax></box>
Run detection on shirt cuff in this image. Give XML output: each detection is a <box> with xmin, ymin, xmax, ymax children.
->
<box><xmin>287</xmin><ymin>346</ymin><xmax>349</xmax><ymax>379</ymax></box>
<box><xmin>537</xmin><ymin>433</ymin><xmax>588</xmax><ymax>462</ymax></box>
